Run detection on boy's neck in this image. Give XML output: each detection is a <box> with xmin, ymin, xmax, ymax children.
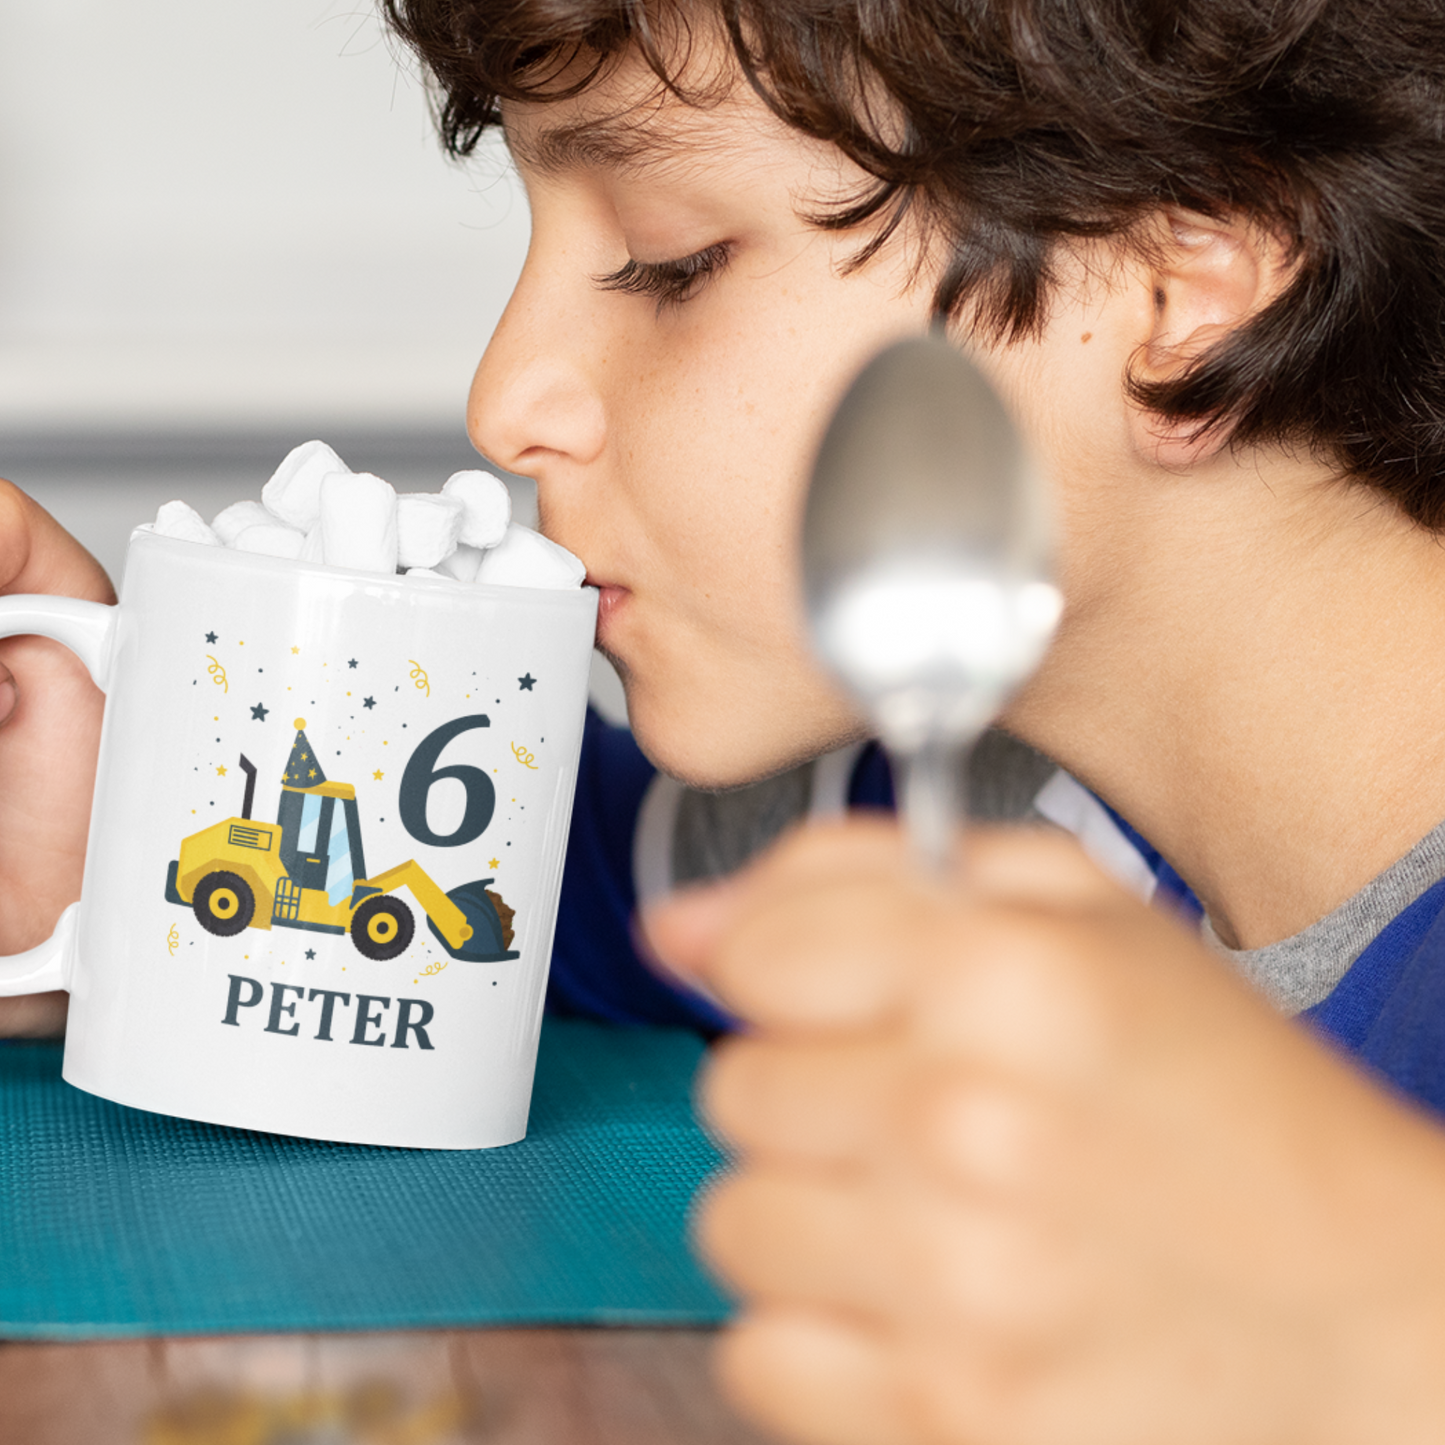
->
<box><xmin>1006</xmin><ymin>452</ymin><xmax>1445</xmax><ymax>951</ymax></box>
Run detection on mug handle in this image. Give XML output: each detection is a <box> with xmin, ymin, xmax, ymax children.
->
<box><xmin>0</xmin><ymin>595</ymin><xmax>116</xmax><ymax>997</ymax></box>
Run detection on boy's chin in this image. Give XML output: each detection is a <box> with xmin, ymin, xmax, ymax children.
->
<box><xmin>625</xmin><ymin>689</ymin><xmax>868</xmax><ymax>794</ymax></box>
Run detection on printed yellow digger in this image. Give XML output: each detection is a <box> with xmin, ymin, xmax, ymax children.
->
<box><xmin>165</xmin><ymin>721</ymin><xmax>518</xmax><ymax>962</ymax></box>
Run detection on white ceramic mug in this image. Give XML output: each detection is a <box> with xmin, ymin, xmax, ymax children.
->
<box><xmin>0</xmin><ymin>530</ymin><xmax>597</xmax><ymax>1148</ymax></box>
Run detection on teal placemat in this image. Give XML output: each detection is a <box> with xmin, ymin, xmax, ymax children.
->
<box><xmin>0</xmin><ymin>1019</ymin><xmax>730</xmax><ymax>1339</ymax></box>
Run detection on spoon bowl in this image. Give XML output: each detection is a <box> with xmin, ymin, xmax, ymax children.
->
<box><xmin>803</xmin><ymin>334</ymin><xmax>1061</xmax><ymax>867</ymax></box>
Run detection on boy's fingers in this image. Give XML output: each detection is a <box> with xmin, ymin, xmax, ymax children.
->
<box><xmin>0</xmin><ymin>479</ymin><xmax>114</xmax><ymax>603</ymax></box>
<box><xmin>910</xmin><ymin>1074</ymin><xmax>1065</xmax><ymax>1198</ymax></box>
<box><xmin>701</xmin><ymin>1034</ymin><xmax>903</xmax><ymax>1163</ymax></box>
<box><xmin>0</xmin><ymin>660</ymin><xmax>18</xmax><ymax>728</ymax></box>
<box><xmin>702</xmin><ymin>875</ymin><xmax>937</xmax><ymax>1029</ymax></box>
<box><xmin>700</xmin><ymin>1169</ymin><xmax>892</xmax><ymax>1314</ymax></box>
<box><xmin>907</xmin><ymin>910</ymin><xmax>1114</xmax><ymax>1084</ymax></box>
<box><xmin>0</xmin><ymin>992</ymin><xmax>68</xmax><ymax>1038</ymax></box>
<box><xmin>682</xmin><ymin>884</ymin><xmax>1125</xmax><ymax>1070</ymax></box>
<box><xmin>703</xmin><ymin>1164</ymin><xmax>1085</xmax><ymax>1334</ymax></box>
<box><xmin>639</xmin><ymin>875</ymin><xmax>745</xmax><ymax>983</ymax></box>
<box><xmin>652</xmin><ymin>818</ymin><xmax>1150</xmax><ymax>1084</ymax></box>
<box><xmin>647</xmin><ymin>817</ymin><xmax>1125</xmax><ymax>1002</ymax></box>
<box><xmin>962</xmin><ymin>827</ymin><xmax>1129</xmax><ymax>910</ymax></box>
<box><xmin>643</xmin><ymin>817</ymin><xmax>909</xmax><ymax>976</ymax></box>
<box><xmin>746</xmin><ymin>816</ymin><xmax>914</xmax><ymax>889</ymax></box>
<box><xmin>717</xmin><ymin>815</ymin><xmax>1124</xmax><ymax>913</ymax></box>
<box><xmin>704</xmin><ymin>1031</ymin><xmax>1076</xmax><ymax>1202</ymax></box>
<box><xmin>716</xmin><ymin>1309</ymin><xmax>915</xmax><ymax>1445</ymax></box>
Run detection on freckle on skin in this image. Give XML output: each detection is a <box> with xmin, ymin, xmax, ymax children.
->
<box><xmin>1080</xmin><ymin>332</ymin><xmax>1092</xmax><ymax>344</ymax></box>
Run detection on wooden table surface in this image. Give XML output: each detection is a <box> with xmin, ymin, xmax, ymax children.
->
<box><xmin>0</xmin><ymin>1328</ymin><xmax>774</xmax><ymax>1445</ymax></box>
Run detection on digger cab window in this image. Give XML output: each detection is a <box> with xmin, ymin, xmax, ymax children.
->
<box><xmin>324</xmin><ymin>802</ymin><xmax>354</xmax><ymax>906</ymax></box>
<box><xmin>295</xmin><ymin>792</ymin><xmax>324</xmax><ymax>854</ymax></box>
<box><xmin>342</xmin><ymin>798</ymin><xmax>367</xmax><ymax>884</ymax></box>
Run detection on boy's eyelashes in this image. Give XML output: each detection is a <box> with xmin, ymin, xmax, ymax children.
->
<box><xmin>594</xmin><ymin>242</ymin><xmax>732</xmax><ymax>313</ymax></box>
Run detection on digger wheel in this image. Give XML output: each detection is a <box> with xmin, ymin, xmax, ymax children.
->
<box><xmin>193</xmin><ymin>871</ymin><xmax>255</xmax><ymax>937</ymax></box>
<box><xmin>351</xmin><ymin>895</ymin><xmax>414</xmax><ymax>961</ymax></box>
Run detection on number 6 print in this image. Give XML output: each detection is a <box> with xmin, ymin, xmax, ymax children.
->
<box><xmin>398</xmin><ymin>715</ymin><xmax>497</xmax><ymax>848</ymax></box>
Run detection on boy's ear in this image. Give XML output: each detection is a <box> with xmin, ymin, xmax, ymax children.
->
<box><xmin>1129</xmin><ymin>211</ymin><xmax>1295</xmax><ymax>467</ymax></box>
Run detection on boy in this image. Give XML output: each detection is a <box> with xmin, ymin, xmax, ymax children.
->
<box><xmin>4</xmin><ymin>0</ymin><xmax>1444</xmax><ymax>1431</ymax></box>
<box><xmin>376</xmin><ymin>0</ymin><xmax>1445</xmax><ymax>1439</ymax></box>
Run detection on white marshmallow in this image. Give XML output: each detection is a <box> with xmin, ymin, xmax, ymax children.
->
<box><xmin>262</xmin><ymin>440</ymin><xmax>350</xmax><ymax>531</ymax></box>
<box><xmin>211</xmin><ymin>500</ymin><xmax>272</xmax><ymax>545</ymax></box>
<box><xmin>147</xmin><ymin>440</ymin><xmax>591</xmax><ymax>592</ymax></box>
<box><xmin>318</xmin><ymin>471</ymin><xmax>397</xmax><ymax>574</ymax></box>
<box><xmin>154</xmin><ymin>500</ymin><xmax>220</xmax><ymax>547</ymax></box>
<box><xmin>435</xmin><ymin>542</ymin><xmax>484</xmax><ymax>583</ymax></box>
<box><xmin>473</xmin><ymin>525</ymin><xmax>586</xmax><ymax>590</ymax></box>
<box><xmin>233</xmin><ymin>521</ymin><xmax>306</xmax><ymax>560</ymax></box>
<box><xmin>396</xmin><ymin>492</ymin><xmax>464</xmax><ymax>569</ymax></box>
<box><xmin>441</xmin><ymin>470</ymin><xmax>511</xmax><ymax>550</ymax></box>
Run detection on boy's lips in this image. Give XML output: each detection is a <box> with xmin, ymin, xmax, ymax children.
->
<box><xmin>588</xmin><ymin>578</ymin><xmax>631</xmax><ymax>645</ymax></box>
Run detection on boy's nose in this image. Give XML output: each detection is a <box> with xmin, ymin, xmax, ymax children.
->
<box><xmin>467</xmin><ymin>264</ymin><xmax>607</xmax><ymax>476</ymax></box>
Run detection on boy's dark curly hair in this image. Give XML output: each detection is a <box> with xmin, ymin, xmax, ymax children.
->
<box><xmin>383</xmin><ymin>0</ymin><xmax>1445</xmax><ymax>526</ymax></box>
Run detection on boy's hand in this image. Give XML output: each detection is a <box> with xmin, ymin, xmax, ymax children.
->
<box><xmin>0</xmin><ymin>480</ymin><xmax>114</xmax><ymax>1037</ymax></box>
<box><xmin>648</xmin><ymin>821</ymin><xmax>1445</xmax><ymax>1445</ymax></box>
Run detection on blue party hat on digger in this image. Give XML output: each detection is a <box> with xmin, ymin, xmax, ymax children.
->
<box><xmin>282</xmin><ymin>721</ymin><xmax>326</xmax><ymax>788</ymax></box>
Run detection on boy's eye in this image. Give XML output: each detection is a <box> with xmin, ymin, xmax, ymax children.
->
<box><xmin>594</xmin><ymin>242</ymin><xmax>731</xmax><ymax>312</ymax></box>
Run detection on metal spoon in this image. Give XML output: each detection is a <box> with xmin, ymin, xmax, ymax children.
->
<box><xmin>802</xmin><ymin>334</ymin><xmax>1062</xmax><ymax>870</ymax></box>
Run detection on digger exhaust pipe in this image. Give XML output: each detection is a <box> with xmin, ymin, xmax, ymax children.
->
<box><xmin>238</xmin><ymin>754</ymin><xmax>257</xmax><ymax>821</ymax></box>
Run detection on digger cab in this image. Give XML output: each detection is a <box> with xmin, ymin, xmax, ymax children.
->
<box><xmin>274</xmin><ymin>782</ymin><xmax>367</xmax><ymax>922</ymax></box>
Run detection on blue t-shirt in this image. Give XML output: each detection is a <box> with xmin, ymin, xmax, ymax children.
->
<box><xmin>550</xmin><ymin>711</ymin><xmax>1445</xmax><ymax>1114</ymax></box>
<box><xmin>1302</xmin><ymin>880</ymin><xmax>1445</xmax><ymax>1109</ymax></box>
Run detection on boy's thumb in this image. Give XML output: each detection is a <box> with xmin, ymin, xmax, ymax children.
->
<box><xmin>639</xmin><ymin>876</ymin><xmax>745</xmax><ymax>985</ymax></box>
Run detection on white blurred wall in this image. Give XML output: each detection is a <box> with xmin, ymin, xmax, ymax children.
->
<box><xmin>0</xmin><ymin>0</ymin><xmax>530</xmax><ymax>432</ymax></box>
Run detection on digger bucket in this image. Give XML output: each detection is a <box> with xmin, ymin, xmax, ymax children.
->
<box><xmin>427</xmin><ymin>880</ymin><xmax>520</xmax><ymax>962</ymax></box>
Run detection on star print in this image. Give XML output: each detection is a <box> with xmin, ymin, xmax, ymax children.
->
<box><xmin>305</xmin><ymin>949</ymin><xmax>316</xmax><ymax>960</ymax></box>
<box><xmin>205</xmin><ymin>631</ymin><xmax>217</xmax><ymax>644</ymax></box>
<box><xmin>216</xmin><ymin>765</ymin><xmax>228</xmax><ymax>777</ymax></box>
<box><xmin>363</xmin><ymin>697</ymin><xmax>376</xmax><ymax>709</ymax></box>
<box><xmin>372</xmin><ymin>769</ymin><xmax>384</xmax><ymax>781</ymax></box>
<box><xmin>348</xmin><ymin>658</ymin><xmax>358</xmax><ymax>669</ymax></box>
<box><xmin>291</xmin><ymin>646</ymin><xmax>300</xmax><ymax>655</ymax></box>
<box><xmin>519</xmin><ymin>673</ymin><xmax>536</xmax><ymax>690</ymax></box>
<box><xmin>250</xmin><ymin>703</ymin><xmax>268</xmax><ymax>721</ymax></box>
<box><xmin>308</xmin><ymin>768</ymin><xmax>317</xmax><ymax>779</ymax></box>
<box><xmin>488</xmin><ymin>857</ymin><xmax>500</xmax><ymax>870</ymax></box>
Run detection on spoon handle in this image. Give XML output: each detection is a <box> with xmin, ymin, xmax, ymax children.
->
<box><xmin>894</xmin><ymin>738</ymin><xmax>966</xmax><ymax>873</ymax></box>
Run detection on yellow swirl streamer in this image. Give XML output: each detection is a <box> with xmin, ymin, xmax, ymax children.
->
<box><xmin>420</xmin><ymin>958</ymin><xmax>449</xmax><ymax>977</ymax></box>
<box><xmin>166</xmin><ymin>924</ymin><xmax>179</xmax><ymax>956</ymax></box>
<box><xmin>512</xmin><ymin>741</ymin><xmax>538</xmax><ymax>770</ymax></box>
<box><xmin>206</xmin><ymin>655</ymin><xmax>228</xmax><ymax>693</ymax></box>
<box><xmin>408</xmin><ymin>659</ymin><xmax>431</xmax><ymax>697</ymax></box>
